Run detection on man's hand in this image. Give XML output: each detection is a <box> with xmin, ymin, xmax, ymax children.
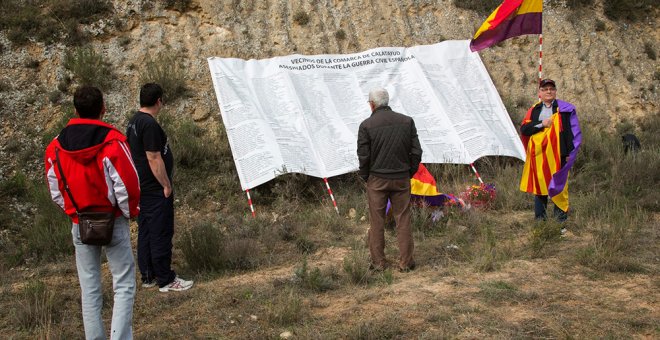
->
<box><xmin>542</xmin><ymin>118</ymin><xmax>552</xmax><ymax>128</ymax></box>
<box><xmin>164</xmin><ymin>185</ymin><xmax>172</xmax><ymax>198</ymax></box>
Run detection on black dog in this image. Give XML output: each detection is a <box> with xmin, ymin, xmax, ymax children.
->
<box><xmin>622</xmin><ymin>133</ymin><xmax>641</xmax><ymax>154</ymax></box>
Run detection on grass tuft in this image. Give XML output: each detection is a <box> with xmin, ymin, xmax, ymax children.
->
<box><xmin>140</xmin><ymin>50</ymin><xmax>188</xmax><ymax>103</ymax></box>
<box><xmin>63</xmin><ymin>46</ymin><xmax>113</xmax><ymax>90</ymax></box>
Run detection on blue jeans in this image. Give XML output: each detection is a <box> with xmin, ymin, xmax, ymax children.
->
<box><xmin>534</xmin><ymin>195</ymin><xmax>567</xmax><ymax>222</ymax></box>
<box><xmin>72</xmin><ymin>216</ymin><xmax>135</xmax><ymax>340</ymax></box>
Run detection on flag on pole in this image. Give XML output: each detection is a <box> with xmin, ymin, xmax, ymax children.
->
<box><xmin>469</xmin><ymin>0</ymin><xmax>543</xmax><ymax>52</ymax></box>
<box><xmin>519</xmin><ymin>101</ymin><xmax>582</xmax><ymax>212</ymax></box>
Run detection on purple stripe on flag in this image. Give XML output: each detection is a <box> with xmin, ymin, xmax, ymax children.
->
<box><xmin>470</xmin><ymin>12</ymin><xmax>542</xmax><ymax>52</ymax></box>
<box><xmin>548</xmin><ymin>100</ymin><xmax>582</xmax><ymax>197</ymax></box>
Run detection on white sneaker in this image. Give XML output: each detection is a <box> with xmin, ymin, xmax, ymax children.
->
<box><xmin>142</xmin><ymin>279</ymin><xmax>157</xmax><ymax>288</ymax></box>
<box><xmin>159</xmin><ymin>277</ymin><xmax>194</xmax><ymax>292</ymax></box>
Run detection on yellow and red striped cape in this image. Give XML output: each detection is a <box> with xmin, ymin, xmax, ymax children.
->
<box><xmin>519</xmin><ymin>108</ymin><xmax>569</xmax><ymax>212</ymax></box>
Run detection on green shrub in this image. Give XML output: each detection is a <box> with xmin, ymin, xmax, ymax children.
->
<box><xmin>0</xmin><ymin>172</ymin><xmax>29</xmax><ymax>200</ymax></box>
<box><xmin>293</xmin><ymin>258</ymin><xmax>336</xmax><ymax>292</ymax></box>
<box><xmin>140</xmin><ymin>50</ymin><xmax>187</xmax><ymax>103</ymax></box>
<box><xmin>343</xmin><ymin>246</ymin><xmax>373</xmax><ymax>285</ymax></box>
<box><xmin>529</xmin><ymin>220</ymin><xmax>562</xmax><ymax>257</ymax></box>
<box><xmin>63</xmin><ymin>47</ymin><xmax>113</xmax><ymax>90</ymax></box>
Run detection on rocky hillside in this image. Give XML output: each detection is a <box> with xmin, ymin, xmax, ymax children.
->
<box><xmin>0</xmin><ymin>0</ymin><xmax>657</xmax><ymax>181</ymax></box>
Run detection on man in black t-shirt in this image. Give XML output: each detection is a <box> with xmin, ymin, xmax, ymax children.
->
<box><xmin>127</xmin><ymin>83</ymin><xmax>193</xmax><ymax>292</ymax></box>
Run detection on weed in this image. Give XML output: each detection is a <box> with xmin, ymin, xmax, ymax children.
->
<box><xmin>576</xmin><ymin>201</ymin><xmax>649</xmax><ymax>273</ymax></box>
<box><xmin>266</xmin><ymin>288</ymin><xmax>305</xmax><ymax>326</ymax></box>
<box><xmin>140</xmin><ymin>50</ymin><xmax>188</xmax><ymax>103</ymax></box>
<box><xmin>179</xmin><ymin>221</ymin><xmax>225</xmax><ymax>272</ymax></box>
<box><xmin>643</xmin><ymin>42</ymin><xmax>656</xmax><ymax>60</ymax></box>
<box><xmin>295</xmin><ymin>236</ymin><xmax>316</xmax><ymax>254</ymax></box>
<box><xmin>293</xmin><ymin>258</ymin><xmax>336</xmax><ymax>292</ymax></box>
<box><xmin>595</xmin><ymin>19</ymin><xmax>606</xmax><ymax>31</ymax></box>
<box><xmin>335</xmin><ymin>29</ymin><xmax>347</xmax><ymax>40</ymax></box>
<box><xmin>529</xmin><ymin>220</ymin><xmax>562</xmax><ymax>257</ymax></box>
<box><xmin>118</xmin><ymin>36</ymin><xmax>131</xmax><ymax>47</ymax></box>
<box><xmin>345</xmin><ymin>315</ymin><xmax>405</xmax><ymax>339</ymax></box>
<box><xmin>343</xmin><ymin>246</ymin><xmax>372</xmax><ymax>285</ymax></box>
<box><xmin>13</xmin><ymin>280</ymin><xmax>59</xmax><ymax>331</ymax></box>
<box><xmin>63</xmin><ymin>46</ymin><xmax>113</xmax><ymax>90</ymax></box>
<box><xmin>613</xmin><ymin>58</ymin><xmax>622</xmax><ymax>66</ymax></box>
<box><xmin>293</xmin><ymin>10</ymin><xmax>310</xmax><ymax>26</ymax></box>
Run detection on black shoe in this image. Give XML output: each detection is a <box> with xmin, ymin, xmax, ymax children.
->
<box><xmin>399</xmin><ymin>263</ymin><xmax>416</xmax><ymax>273</ymax></box>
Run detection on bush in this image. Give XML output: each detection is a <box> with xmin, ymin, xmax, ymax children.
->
<box><xmin>452</xmin><ymin>0</ymin><xmax>501</xmax><ymax>16</ymax></box>
<box><xmin>63</xmin><ymin>46</ymin><xmax>113</xmax><ymax>90</ymax></box>
<box><xmin>643</xmin><ymin>42</ymin><xmax>656</xmax><ymax>60</ymax></box>
<box><xmin>22</xmin><ymin>182</ymin><xmax>72</xmax><ymax>263</ymax></box>
<box><xmin>343</xmin><ymin>246</ymin><xmax>373</xmax><ymax>285</ymax></box>
<box><xmin>565</xmin><ymin>0</ymin><xmax>595</xmax><ymax>8</ymax></box>
<box><xmin>293</xmin><ymin>258</ymin><xmax>336</xmax><ymax>292</ymax></box>
<box><xmin>50</xmin><ymin>0</ymin><xmax>112</xmax><ymax>25</ymax></box>
<box><xmin>335</xmin><ymin>29</ymin><xmax>347</xmax><ymax>40</ymax></box>
<box><xmin>266</xmin><ymin>288</ymin><xmax>305</xmax><ymax>326</ymax></box>
<box><xmin>140</xmin><ymin>50</ymin><xmax>187</xmax><ymax>103</ymax></box>
<box><xmin>293</xmin><ymin>10</ymin><xmax>310</xmax><ymax>25</ymax></box>
<box><xmin>603</xmin><ymin>0</ymin><xmax>658</xmax><ymax>22</ymax></box>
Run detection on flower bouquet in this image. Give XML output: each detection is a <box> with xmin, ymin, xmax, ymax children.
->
<box><xmin>460</xmin><ymin>183</ymin><xmax>496</xmax><ymax>209</ymax></box>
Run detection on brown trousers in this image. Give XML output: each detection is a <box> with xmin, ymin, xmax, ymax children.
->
<box><xmin>366</xmin><ymin>176</ymin><xmax>414</xmax><ymax>270</ymax></box>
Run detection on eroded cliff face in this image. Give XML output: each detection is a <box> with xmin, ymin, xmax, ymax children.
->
<box><xmin>0</xmin><ymin>0</ymin><xmax>657</xmax><ymax>179</ymax></box>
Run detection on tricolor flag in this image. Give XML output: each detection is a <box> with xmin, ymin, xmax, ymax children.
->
<box><xmin>470</xmin><ymin>0</ymin><xmax>543</xmax><ymax>52</ymax></box>
<box><xmin>519</xmin><ymin>101</ymin><xmax>582</xmax><ymax>212</ymax></box>
<box><xmin>410</xmin><ymin>163</ymin><xmax>458</xmax><ymax>206</ymax></box>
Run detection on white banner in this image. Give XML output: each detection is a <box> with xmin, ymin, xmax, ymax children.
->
<box><xmin>208</xmin><ymin>40</ymin><xmax>525</xmax><ymax>190</ymax></box>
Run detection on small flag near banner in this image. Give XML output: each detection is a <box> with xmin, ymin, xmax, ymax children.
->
<box><xmin>470</xmin><ymin>0</ymin><xmax>543</xmax><ymax>52</ymax></box>
<box><xmin>410</xmin><ymin>163</ymin><xmax>459</xmax><ymax>206</ymax></box>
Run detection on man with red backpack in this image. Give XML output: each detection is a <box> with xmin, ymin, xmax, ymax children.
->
<box><xmin>45</xmin><ymin>86</ymin><xmax>140</xmax><ymax>339</ymax></box>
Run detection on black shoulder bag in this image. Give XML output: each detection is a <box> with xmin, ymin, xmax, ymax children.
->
<box><xmin>55</xmin><ymin>148</ymin><xmax>115</xmax><ymax>246</ymax></box>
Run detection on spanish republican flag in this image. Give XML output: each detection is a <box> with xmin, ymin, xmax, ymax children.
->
<box><xmin>411</xmin><ymin>163</ymin><xmax>455</xmax><ymax>206</ymax></box>
<box><xmin>470</xmin><ymin>0</ymin><xmax>543</xmax><ymax>52</ymax></box>
<box><xmin>519</xmin><ymin>101</ymin><xmax>582</xmax><ymax>212</ymax></box>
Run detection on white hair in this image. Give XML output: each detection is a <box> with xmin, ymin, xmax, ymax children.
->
<box><xmin>368</xmin><ymin>87</ymin><xmax>389</xmax><ymax>108</ymax></box>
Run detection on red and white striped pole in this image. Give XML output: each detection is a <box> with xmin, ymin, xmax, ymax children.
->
<box><xmin>323</xmin><ymin>178</ymin><xmax>339</xmax><ymax>215</ymax></box>
<box><xmin>469</xmin><ymin>163</ymin><xmax>484</xmax><ymax>184</ymax></box>
<box><xmin>538</xmin><ymin>34</ymin><xmax>543</xmax><ymax>84</ymax></box>
<box><xmin>245</xmin><ymin>189</ymin><xmax>256</xmax><ymax>218</ymax></box>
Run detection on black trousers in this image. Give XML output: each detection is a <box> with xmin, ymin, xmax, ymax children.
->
<box><xmin>137</xmin><ymin>191</ymin><xmax>176</xmax><ymax>287</ymax></box>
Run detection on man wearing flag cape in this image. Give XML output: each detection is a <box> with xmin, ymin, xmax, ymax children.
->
<box><xmin>519</xmin><ymin>79</ymin><xmax>582</xmax><ymax>223</ymax></box>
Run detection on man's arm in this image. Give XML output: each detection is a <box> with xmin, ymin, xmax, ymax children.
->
<box><xmin>357</xmin><ymin>123</ymin><xmax>370</xmax><ymax>181</ymax></box>
<box><xmin>409</xmin><ymin>120</ymin><xmax>422</xmax><ymax>177</ymax></box>
<box><xmin>107</xmin><ymin>140</ymin><xmax>141</xmax><ymax>218</ymax></box>
<box><xmin>146</xmin><ymin>151</ymin><xmax>172</xmax><ymax>197</ymax></box>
